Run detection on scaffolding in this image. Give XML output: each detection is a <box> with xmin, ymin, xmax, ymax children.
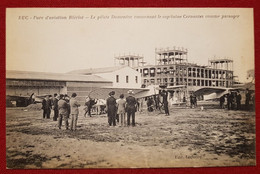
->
<box><xmin>114</xmin><ymin>54</ymin><xmax>145</xmax><ymax>68</ymax></box>
<box><xmin>155</xmin><ymin>47</ymin><xmax>188</xmax><ymax>65</ymax></box>
<box><xmin>209</xmin><ymin>58</ymin><xmax>233</xmax><ymax>71</ymax></box>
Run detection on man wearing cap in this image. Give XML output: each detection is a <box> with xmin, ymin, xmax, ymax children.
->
<box><xmin>70</xmin><ymin>93</ymin><xmax>81</xmax><ymax>131</ymax></box>
<box><xmin>126</xmin><ymin>90</ymin><xmax>137</xmax><ymax>126</ymax></box>
<box><xmin>106</xmin><ymin>91</ymin><xmax>117</xmax><ymax>126</ymax></box>
<box><xmin>58</xmin><ymin>94</ymin><xmax>70</xmax><ymax>129</ymax></box>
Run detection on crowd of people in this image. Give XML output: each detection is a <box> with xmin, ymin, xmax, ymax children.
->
<box><xmin>42</xmin><ymin>93</ymin><xmax>80</xmax><ymax>130</ymax></box>
<box><xmin>106</xmin><ymin>90</ymin><xmax>137</xmax><ymax>127</ymax></box>
<box><xmin>41</xmin><ymin>90</ymin><xmax>140</xmax><ymax>131</ymax></box>
<box><xmin>40</xmin><ymin>88</ymin><xmax>254</xmax><ymax>131</ymax></box>
<box><xmin>219</xmin><ymin>89</ymin><xmax>255</xmax><ymax>111</ymax></box>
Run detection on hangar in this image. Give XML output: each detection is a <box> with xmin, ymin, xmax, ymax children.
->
<box><xmin>6</xmin><ymin>70</ymin><xmax>112</xmax><ymax>106</ymax></box>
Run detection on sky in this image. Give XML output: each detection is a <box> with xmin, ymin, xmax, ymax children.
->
<box><xmin>6</xmin><ymin>8</ymin><xmax>254</xmax><ymax>82</ymax></box>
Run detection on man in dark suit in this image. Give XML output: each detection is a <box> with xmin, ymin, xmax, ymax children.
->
<box><xmin>42</xmin><ymin>95</ymin><xmax>52</xmax><ymax>119</ymax></box>
<box><xmin>245</xmin><ymin>89</ymin><xmax>251</xmax><ymax>110</ymax></box>
<box><xmin>160</xmin><ymin>90</ymin><xmax>170</xmax><ymax>116</ymax></box>
<box><xmin>126</xmin><ymin>90</ymin><xmax>137</xmax><ymax>126</ymax></box>
<box><xmin>106</xmin><ymin>91</ymin><xmax>117</xmax><ymax>126</ymax></box>
<box><xmin>52</xmin><ymin>93</ymin><xmax>59</xmax><ymax>121</ymax></box>
<box><xmin>236</xmin><ymin>91</ymin><xmax>242</xmax><ymax>110</ymax></box>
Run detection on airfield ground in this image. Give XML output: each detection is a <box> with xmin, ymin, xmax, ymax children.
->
<box><xmin>6</xmin><ymin>102</ymin><xmax>256</xmax><ymax>168</ymax></box>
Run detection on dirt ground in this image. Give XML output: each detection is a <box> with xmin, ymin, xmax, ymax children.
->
<box><xmin>6</xmin><ymin>102</ymin><xmax>256</xmax><ymax>169</ymax></box>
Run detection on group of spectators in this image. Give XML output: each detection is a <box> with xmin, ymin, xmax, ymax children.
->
<box><xmin>42</xmin><ymin>93</ymin><xmax>80</xmax><ymax>131</ymax></box>
<box><xmin>41</xmin><ymin>89</ymin><xmax>139</xmax><ymax>131</ymax></box>
<box><xmin>219</xmin><ymin>89</ymin><xmax>255</xmax><ymax>111</ymax></box>
<box><xmin>106</xmin><ymin>90</ymin><xmax>137</xmax><ymax>127</ymax></box>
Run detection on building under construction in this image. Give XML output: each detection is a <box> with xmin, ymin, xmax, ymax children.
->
<box><xmin>115</xmin><ymin>47</ymin><xmax>234</xmax><ymax>101</ymax></box>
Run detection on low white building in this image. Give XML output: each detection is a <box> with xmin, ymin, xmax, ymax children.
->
<box><xmin>69</xmin><ymin>66</ymin><xmax>142</xmax><ymax>89</ymax></box>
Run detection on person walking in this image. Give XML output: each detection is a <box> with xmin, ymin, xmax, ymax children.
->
<box><xmin>58</xmin><ymin>94</ymin><xmax>70</xmax><ymax>130</ymax></box>
<box><xmin>160</xmin><ymin>90</ymin><xmax>170</xmax><ymax>116</ymax></box>
<box><xmin>126</xmin><ymin>90</ymin><xmax>137</xmax><ymax>126</ymax></box>
<box><xmin>70</xmin><ymin>93</ymin><xmax>81</xmax><ymax>131</ymax></box>
<box><xmin>106</xmin><ymin>91</ymin><xmax>117</xmax><ymax>126</ymax></box>
<box><xmin>117</xmin><ymin>94</ymin><xmax>126</xmax><ymax>126</ymax></box>
<box><xmin>42</xmin><ymin>95</ymin><xmax>52</xmax><ymax>119</ymax></box>
<box><xmin>84</xmin><ymin>97</ymin><xmax>97</xmax><ymax>117</ymax></box>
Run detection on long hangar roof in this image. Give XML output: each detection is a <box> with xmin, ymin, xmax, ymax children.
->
<box><xmin>68</xmin><ymin>66</ymin><xmax>130</xmax><ymax>75</ymax></box>
<box><xmin>6</xmin><ymin>70</ymin><xmax>112</xmax><ymax>83</ymax></box>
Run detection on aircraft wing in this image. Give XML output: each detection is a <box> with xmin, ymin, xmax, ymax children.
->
<box><xmin>135</xmin><ymin>85</ymin><xmax>186</xmax><ymax>98</ymax></box>
<box><xmin>88</xmin><ymin>87</ymin><xmax>149</xmax><ymax>99</ymax></box>
<box><xmin>6</xmin><ymin>95</ymin><xmax>30</xmax><ymax>100</ymax></box>
<box><xmin>233</xmin><ymin>82</ymin><xmax>255</xmax><ymax>91</ymax></box>
<box><xmin>194</xmin><ymin>87</ymin><xmax>227</xmax><ymax>96</ymax></box>
<box><xmin>166</xmin><ymin>85</ymin><xmax>186</xmax><ymax>90</ymax></box>
<box><xmin>154</xmin><ymin>85</ymin><xmax>186</xmax><ymax>90</ymax></box>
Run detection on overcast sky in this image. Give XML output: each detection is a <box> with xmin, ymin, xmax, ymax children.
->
<box><xmin>6</xmin><ymin>8</ymin><xmax>254</xmax><ymax>82</ymax></box>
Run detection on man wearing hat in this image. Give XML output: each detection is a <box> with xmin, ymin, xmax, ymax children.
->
<box><xmin>58</xmin><ymin>94</ymin><xmax>70</xmax><ymax>129</ymax></box>
<box><xmin>106</xmin><ymin>91</ymin><xmax>117</xmax><ymax>126</ymax></box>
<box><xmin>160</xmin><ymin>89</ymin><xmax>170</xmax><ymax>116</ymax></box>
<box><xmin>42</xmin><ymin>95</ymin><xmax>52</xmax><ymax>119</ymax></box>
<box><xmin>70</xmin><ymin>93</ymin><xmax>81</xmax><ymax>131</ymax></box>
<box><xmin>52</xmin><ymin>93</ymin><xmax>59</xmax><ymax>121</ymax></box>
<box><xmin>126</xmin><ymin>90</ymin><xmax>137</xmax><ymax>126</ymax></box>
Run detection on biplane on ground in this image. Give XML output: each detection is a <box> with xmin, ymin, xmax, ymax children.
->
<box><xmin>6</xmin><ymin>94</ymin><xmax>50</xmax><ymax>107</ymax></box>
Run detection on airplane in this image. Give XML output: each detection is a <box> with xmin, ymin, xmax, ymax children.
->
<box><xmin>6</xmin><ymin>94</ymin><xmax>52</xmax><ymax>107</ymax></box>
<box><xmin>193</xmin><ymin>87</ymin><xmax>240</xmax><ymax>100</ymax></box>
<box><xmin>194</xmin><ymin>82</ymin><xmax>254</xmax><ymax>101</ymax></box>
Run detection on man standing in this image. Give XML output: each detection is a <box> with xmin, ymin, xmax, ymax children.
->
<box><xmin>70</xmin><ymin>93</ymin><xmax>81</xmax><ymax>131</ymax></box>
<box><xmin>219</xmin><ymin>95</ymin><xmax>225</xmax><ymax>109</ymax></box>
<box><xmin>236</xmin><ymin>91</ymin><xmax>241</xmax><ymax>110</ymax></box>
<box><xmin>227</xmin><ymin>91</ymin><xmax>233</xmax><ymax>110</ymax></box>
<box><xmin>58</xmin><ymin>94</ymin><xmax>70</xmax><ymax>130</ymax></box>
<box><xmin>52</xmin><ymin>93</ymin><xmax>59</xmax><ymax>121</ymax></box>
<box><xmin>245</xmin><ymin>89</ymin><xmax>251</xmax><ymax>110</ymax></box>
<box><xmin>190</xmin><ymin>94</ymin><xmax>194</xmax><ymax>108</ymax></box>
<box><xmin>117</xmin><ymin>94</ymin><xmax>126</xmax><ymax>127</ymax></box>
<box><xmin>126</xmin><ymin>90</ymin><xmax>137</xmax><ymax>126</ymax></box>
<box><xmin>106</xmin><ymin>91</ymin><xmax>117</xmax><ymax>126</ymax></box>
<box><xmin>42</xmin><ymin>95</ymin><xmax>52</xmax><ymax>119</ymax></box>
<box><xmin>160</xmin><ymin>90</ymin><xmax>170</xmax><ymax>116</ymax></box>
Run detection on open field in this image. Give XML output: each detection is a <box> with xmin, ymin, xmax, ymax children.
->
<box><xmin>6</xmin><ymin>102</ymin><xmax>255</xmax><ymax>168</ymax></box>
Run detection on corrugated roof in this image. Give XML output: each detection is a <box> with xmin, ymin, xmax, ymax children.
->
<box><xmin>68</xmin><ymin>66</ymin><xmax>129</xmax><ymax>75</ymax></box>
<box><xmin>6</xmin><ymin>70</ymin><xmax>112</xmax><ymax>83</ymax></box>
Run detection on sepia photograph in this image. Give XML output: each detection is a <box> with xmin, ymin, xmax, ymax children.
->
<box><xmin>5</xmin><ymin>8</ymin><xmax>255</xmax><ymax>168</ymax></box>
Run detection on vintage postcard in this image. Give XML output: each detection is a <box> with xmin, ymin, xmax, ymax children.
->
<box><xmin>6</xmin><ymin>8</ymin><xmax>255</xmax><ymax>168</ymax></box>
